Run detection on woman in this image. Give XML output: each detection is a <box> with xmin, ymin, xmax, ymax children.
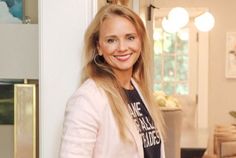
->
<box><xmin>60</xmin><ymin>4</ymin><xmax>165</xmax><ymax>158</ymax></box>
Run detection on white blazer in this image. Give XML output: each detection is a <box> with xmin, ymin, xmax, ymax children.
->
<box><xmin>59</xmin><ymin>79</ymin><xmax>165</xmax><ymax>158</ymax></box>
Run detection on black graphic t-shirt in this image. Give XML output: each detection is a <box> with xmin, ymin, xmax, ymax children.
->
<box><xmin>124</xmin><ymin>88</ymin><xmax>161</xmax><ymax>158</ymax></box>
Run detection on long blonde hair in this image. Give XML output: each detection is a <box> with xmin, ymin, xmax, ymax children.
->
<box><xmin>81</xmin><ymin>4</ymin><xmax>165</xmax><ymax>141</ymax></box>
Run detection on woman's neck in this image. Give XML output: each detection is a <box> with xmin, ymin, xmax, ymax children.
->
<box><xmin>113</xmin><ymin>69</ymin><xmax>133</xmax><ymax>90</ymax></box>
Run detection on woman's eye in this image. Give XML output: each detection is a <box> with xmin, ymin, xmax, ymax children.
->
<box><xmin>128</xmin><ymin>36</ymin><xmax>135</xmax><ymax>41</ymax></box>
<box><xmin>106</xmin><ymin>39</ymin><xmax>116</xmax><ymax>43</ymax></box>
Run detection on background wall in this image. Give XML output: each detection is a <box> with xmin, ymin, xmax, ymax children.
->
<box><xmin>153</xmin><ymin>0</ymin><xmax>236</xmax><ymax>129</ymax></box>
<box><xmin>39</xmin><ymin>0</ymin><xmax>96</xmax><ymax>157</ymax></box>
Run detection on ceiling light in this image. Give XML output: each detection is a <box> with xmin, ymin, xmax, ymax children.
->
<box><xmin>168</xmin><ymin>7</ymin><xmax>189</xmax><ymax>28</ymax></box>
<box><xmin>194</xmin><ymin>11</ymin><xmax>215</xmax><ymax>32</ymax></box>
<box><xmin>162</xmin><ymin>17</ymin><xmax>179</xmax><ymax>33</ymax></box>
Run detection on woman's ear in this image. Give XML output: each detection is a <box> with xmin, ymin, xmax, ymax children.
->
<box><xmin>98</xmin><ymin>50</ymin><xmax>103</xmax><ymax>56</ymax></box>
<box><xmin>96</xmin><ymin>43</ymin><xmax>103</xmax><ymax>56</ymax></box>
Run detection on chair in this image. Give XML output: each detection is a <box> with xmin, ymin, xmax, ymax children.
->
<box><xmin>213</xmin><ymin>125</ymin><xmax>236</xmax><ymax>158</ymax></box>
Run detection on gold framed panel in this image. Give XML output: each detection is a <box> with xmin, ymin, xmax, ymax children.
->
<box><xmin>14</xmin><ymin>84</ymin><xmax>36</xmax><ymax>158</ymax></box>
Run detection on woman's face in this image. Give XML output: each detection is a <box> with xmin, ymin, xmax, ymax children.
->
<box><xmin>97</xmin><ymin>15</ymin><xmax>141</xmax><ymax>77</ymax></box>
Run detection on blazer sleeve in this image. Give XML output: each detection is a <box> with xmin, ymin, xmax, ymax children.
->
<box><xmin>59</xmin><ymin>88</ymin><xmax>102</xmax><ymax>158</ymax></box>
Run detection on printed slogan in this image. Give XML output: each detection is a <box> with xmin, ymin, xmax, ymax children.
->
<box><xmin>128</xmin><ymin>102</ymin><xmax>161</xmax><ymax>148</ymax></box>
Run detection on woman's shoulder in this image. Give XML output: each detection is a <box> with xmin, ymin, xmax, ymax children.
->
<box><xmin>79</xmin><ymin>78</ymin><xmax>98</xmax><ymax>92</ymax></box>
<box><xmin>68</xmin><ymin>78</ymin><xmax>107</xmax><ymax>107</ymax></box>
<box><xmin>64</xmin><ymin>79</ymin><xmax>107</xmax><ymax>126</ymax></box>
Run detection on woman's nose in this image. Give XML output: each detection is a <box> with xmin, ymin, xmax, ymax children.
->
<box><xmin>117</xmin><ymin>40</ymin><xmax>128</xmax><ymax>52</ymax></box>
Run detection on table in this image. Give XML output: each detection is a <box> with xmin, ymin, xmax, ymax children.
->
<box><xmin>181</xmin><ymin>128</ymin><xmax>209</xmax><ymax>158</ymax></box>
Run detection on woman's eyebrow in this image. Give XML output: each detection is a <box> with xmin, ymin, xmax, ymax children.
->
<box><xmin>126</xmin><ymin>33</ymin><xmax>138</xmax><ymax>36</ymax></box>
<box><xmin>104</xmin><ymin>33</ymin><xmax>137</xmax><ymax>38</ymax></box>
<box><xmin>104</xmin><ymin>35</ymin><xmax>117</xmax><ymax>38</ymax></box>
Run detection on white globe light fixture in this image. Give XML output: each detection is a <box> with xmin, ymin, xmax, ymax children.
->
<box><xmin>168</xmin><ymin>7</ymin><xmax>189</xmax><ymax>29</ymax></box>
<box><xmin>194</xmin><ymin>11</ymin><xmax>215</xmax><ymax>32</ymax></box>
<box><xmin>162</xmin><ymin>17</ymin><xmax>179</xmax><ymax>33</ymax></box>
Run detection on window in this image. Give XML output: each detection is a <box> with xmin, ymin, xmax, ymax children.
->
<box><xmin>153</xmin><ymin>28</ymin><xmax>190</xmax><ymax>96</ymax></box>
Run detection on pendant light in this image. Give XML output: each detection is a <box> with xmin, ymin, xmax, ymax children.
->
<box><xmin>194</xmin><ymin>11</ymin><xmax>215</xmax><ymax>32</ymax></box>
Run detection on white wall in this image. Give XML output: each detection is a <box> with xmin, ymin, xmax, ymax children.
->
<box><xmin>39</xmin><ymin>0</ymin><xmax>96</xmax><ymax>157</ymax></box>
<box><xmin>0</xmin><ymin>24</ymin><xmax>38</xmax><ymax>79</ymax></box>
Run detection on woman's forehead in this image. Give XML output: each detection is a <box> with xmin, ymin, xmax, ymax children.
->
<box><xmin>99</xmin><ymin>16</ymin><xmax>138</xmax><ymax>37</ymax></box>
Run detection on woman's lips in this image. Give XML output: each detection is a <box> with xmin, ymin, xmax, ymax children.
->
<box><xmin>114</xmin><ymin>53</ymin><xmax>132</xmax><ymax>61</ymax></box>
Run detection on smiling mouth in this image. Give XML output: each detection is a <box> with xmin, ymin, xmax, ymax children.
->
<box><xmin>114</xmin><ymin>53</ymin><xmax>132</xmax><ymax>61</ymax></box>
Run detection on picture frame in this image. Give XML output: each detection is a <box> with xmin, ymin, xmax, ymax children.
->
<box><xmin>225</xmin><ymin>32</ymin><xmax>236</xmax><ymax>78</ymax></box>
<box><xmin>0</xmin><ymin>0</ymin><xmax>23</xmax><ymax>23</ymax></box>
